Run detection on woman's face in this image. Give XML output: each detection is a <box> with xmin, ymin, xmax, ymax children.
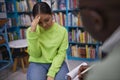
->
<box><xmin>38</xmin><ymin>14</ymin><xmax>53</xmax><ymax>29</ymax></box>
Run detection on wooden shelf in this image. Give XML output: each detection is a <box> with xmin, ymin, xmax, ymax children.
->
<box><xmin>0</xmin><ymin>19</ymin><xmax>8</xmax><ymax>27</ymax></box>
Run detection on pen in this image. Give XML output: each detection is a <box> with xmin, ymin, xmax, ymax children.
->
<box><xmin>81</xmin><ymin>64</ymin><xmax>95</xmax><ymax>75</ymax></box>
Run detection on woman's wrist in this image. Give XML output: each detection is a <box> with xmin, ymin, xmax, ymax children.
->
<box><xmin>30</xmin><ymin>26</ymin><xmax>36</xmax><ymax>32</ymax></box>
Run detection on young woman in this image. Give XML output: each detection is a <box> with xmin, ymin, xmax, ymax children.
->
<box><xmin>26</xmin><ymin>2</ymin><xmax>69</xmax><ymax>80</ymax></box>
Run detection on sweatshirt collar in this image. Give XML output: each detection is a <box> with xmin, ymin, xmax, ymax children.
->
<box><xmin>39</xmin><ymin>23</ymin><xmax>56</xmax><ymax>31</ymax></box>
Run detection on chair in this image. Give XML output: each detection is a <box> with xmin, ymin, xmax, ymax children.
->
<box><xmin>8</xmin><ymin>26</ymin><xmax>29</xmax><ymax>73</ymax></box>
<box><xmin>9</xmin><ymin>39</ymin><xmax>29</xmax><ymax>73</ymax></box>
<box><xmin>0</xmin><ymin>19</ymin><xmax>13</xmax><ymax>71</ymax></box>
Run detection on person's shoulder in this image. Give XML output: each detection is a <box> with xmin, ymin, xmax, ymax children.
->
<box><xmin>54</xmin><ymin>22</ymin><xmax>67</xmax><ymax>31</ymax></box>
<box><xmin>26</xmin><ymin>27</ymin><xmax>31</xmax><ymax>32</ymax></box>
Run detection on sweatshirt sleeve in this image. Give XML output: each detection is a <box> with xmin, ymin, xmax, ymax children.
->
<box><xmin>47</xmin><ymin>29</ymin><xmax>68</xmax><ymax>78</ymax></box>
<box><xmin>26</xmin><ymin>27</ymin><xmax>42</xmax><ymax>58</ymax></box>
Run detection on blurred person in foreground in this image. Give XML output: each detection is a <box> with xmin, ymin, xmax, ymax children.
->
<box><xmin>78</xmin><ymin>0</ymin><xmax>120</xmax><ymax>80</ymax></box>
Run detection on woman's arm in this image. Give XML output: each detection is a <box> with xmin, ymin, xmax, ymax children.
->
<box><xmin>26</xmin><ymin>15</ymin><xmax>42</xmax><ymax>58</ymax></box>
<box><xmin>47</xmin><ymin>29</ymin><xmax>68</xmax><ymax>78</ymax></box>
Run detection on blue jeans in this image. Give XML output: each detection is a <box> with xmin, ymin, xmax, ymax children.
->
<box><xmin>27</xmin><ymin>61</ymin><xmax>69</xmax><ymax>80</ymax></box>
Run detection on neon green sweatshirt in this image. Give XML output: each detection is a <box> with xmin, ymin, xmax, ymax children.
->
<box><xmin>26</xmin><ymin>22</ymin><xmax>68</xmax><ymax>78</ymax></box>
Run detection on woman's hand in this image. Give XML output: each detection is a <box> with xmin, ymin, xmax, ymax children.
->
<box><xmin>30</xmin><ymin>15</ymin><xmax>40</xmax><ymax>32</ymax></box>
<box><xmin>47</xmin><ymin>76</ymin><xmax>54</xmax><ymax>80</ymax></box>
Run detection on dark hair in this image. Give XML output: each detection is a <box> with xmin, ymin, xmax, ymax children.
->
<box><xmin>32</xmin><ymin>2</ymin><xmax>52</xmax><ymax>17</ymax></box>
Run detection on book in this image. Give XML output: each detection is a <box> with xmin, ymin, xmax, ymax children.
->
<box><xmin>41</xmin><ymin>0</ymin><xmax>51</xmax><ymax>7</ymax></box>
<box><xmin>28</xmin><ymin>0</ymin><xmax>37</xmax><ymax>11</ymax></box>
<box><xmin>51</xmin><ymin>0</ymin><xmax>58</xmax><ymax>10</ymax></box>
<box><xmin>72</xmin><ymin>64</ymin><xmax>95</xmax><ymax>80</ymax></box>
<box><xmin>66</xmin><ymin>62</ymin><xmax>88</xmax><ymax>80</ymax></box>
<box><xmin>57</xmin><ymin>0</ymin><xmax>66</xmax><ymax>10</ymax></box>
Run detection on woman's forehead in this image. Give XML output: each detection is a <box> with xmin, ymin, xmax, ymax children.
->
<box><xmin>39</xmin><ymin>14</ymin><xmax>51</xmax><ymax>19</ymax></box>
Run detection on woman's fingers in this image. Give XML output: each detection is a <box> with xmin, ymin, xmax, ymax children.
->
<box><xmin>33</xmin><ymin>15</ymin><xmax>40</xmax><ymax>24</ymax></box>
<box><xmin>30</xmin><ymin>15</ymin><xmax>40</xmax><ymax>32</ymax></box>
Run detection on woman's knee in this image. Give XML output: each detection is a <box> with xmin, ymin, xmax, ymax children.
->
<box><xmin>27</xmin><ymin>63</ymin><xmax>47</xmax><ymax>80</ymax></box>
<box><xmin>55</xmin><ymin>62</ymin><xmax>69</xmax><ymax>80</ymax></box>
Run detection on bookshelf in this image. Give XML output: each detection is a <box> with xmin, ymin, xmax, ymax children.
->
<box><xmin>1</xmin><ymin>0</ymin><xmax>40</xmax><ymax>41</ymax></box>
<box><xmin>0</xmin><ymin>19</ymin><xmax>13</xmax><ymax>71</ymax></box>
<box><xmin>0</xmin><ymin>0</ymin><xmax>102</xmax><ymax>61</ymax></box>
<box><xmin>0</xmin><ymin>0</ymin><xmax>7</xmax><ymax>18</ymax></box>
<box><xmin>50</xmin><ymin>0</ymin><xmax>102</xmax><ymax>61</ymax></box>
<box><xmin>69</xmin><ymin>7</ymin><xmax>102</xmax><ymax>61</ymax></box>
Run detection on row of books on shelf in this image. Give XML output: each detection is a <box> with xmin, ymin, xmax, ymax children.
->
<box><xmin>67</xmin><ymin>0</ymin><xmax>79</xmax><ymax>9</ymax></box>
<box><xmin>68</xmin><ymin>12</ymin><xmax>83</xmax><ymax>27</ymax></box>
<box><xmin>10</xmin><ymin>0</ymin><xmax>80</xmax><ymax>12</ymax></box>
<box><xmin>5</xmin><ymin>0</ymin><xmax>37</xmax><ymax>12</ymax></box>
<box><xmin>7</xmin><ymin>18</ymin><xmax>17</xmax><ymax>27</ymax></box>
<box><xmin>18</xmin><ymin>14</ymin><xmax>33</xmax><ymax>27</ymax></box>
<box><xmin>51</xmin><ymin>0</ymin><xmax>66</xmax><ymax>10</ymax></box>
<box><xmin>8</xmin><ymin>32</ymin><xmax>19</xmax><ymax>41</ymax></box>
<box><xmin>51</xmin><ymin>0</ymin><xmax>79</xmax><ymax>10</ymax></box>
<box><xmin>20</xmin><ymin>28</ymin><xmax>27</xmax><ymax>39</ymax></box>
<box><xmin>70</xmin><ymin>45</ymin><xmax>96</xmax><ymax>59</ymax></box>
<box><xmin>7</xmin><ymin>12</ymin><xmax>65</xmax><ymax>27</ymax></box>
<box><xmin>53</xmin><ymin>12</ymin><xmax>66</xmax><ymax>26</ymax></box>
<box><xmin>69</xmin><ymin>29</ymin><xmax>97</xmax><ymax>43</ymax></box>
<box><xmin>28</xmin><ymin>0</ymin><xmax>37</xmax><ymax>11</ymax></box>
<box><xmin>6</xmin><ymin>2</ymin><xmax>14</xmax><ymax>12</ymax></box>
<box><xmin>0</xmin><ymin>12</ymin><xmax>6</xmax><ymax>18</ymax></box>
<box><xmin>7</xmin><ymin>29</ymin><xmax>27</xmax><ymax>41</ymax></box>
<box><xmin>7</xmin><ymin>14</ymin><xmax>33</xmax><ymax>27</ymax></box>
<box><xmin>7</xmin><ymin>12</ymin><xmax>83</xmax><ymax>27</ymax></box>
<box><xmin>1</xmin><ymin>0</ymin><xmax>81</xmax><ymax>14</ymax></box>
<box><xmin>16</xmin><ymin>0</ymin><xmax>40</xmax><ymax>12</ymax></box>
<box><xmin>16</xmin><ymin>0</ymin><xmax>29</xmax><ymax>12</ymax></box>
<box><xmin>0</xmin><ymin>2</ymin><xmax>6</xmax><ymax>12</ymax></box>
<box><xmin>53</xmin><ymin>12</ymin><xmax>83</xmax><ymax>27</ymax></box>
